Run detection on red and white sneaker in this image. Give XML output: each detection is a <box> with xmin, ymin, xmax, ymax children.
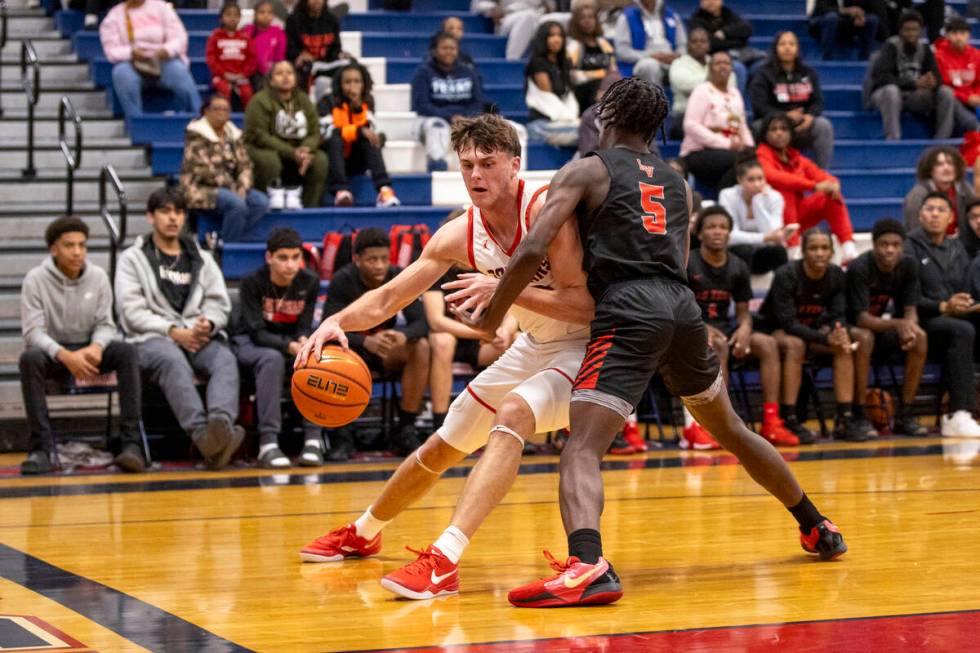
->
<box><xmin>622</xmin><ymin>415</ymin><xmax>647</xmax><ymax>452</ymax></box>
<box><xmin>508</xmin><ymin>551</ymin><xmax>623</xmax><ymax>608</ymax></box>
<box><xmin>380</xmin><ymin>545</ymin><xmax>459</xmax><ymax>599</ymax></box>
<box><xmin>800</xmin><ymin>519</ymin><xmax>848</xmax><ymax>561</ymax></box>
<box><xmin>760</xmin><ymin>417</ymin><xmax>800</xmax><ymax>446</ymax></box>
<box><xmin>299</xmin><ymin>523</ymin><xmax>382</xmax><ymax>562</ymax></box>
<box><xmin>680</xmin><ymin>422</ymin><xmax>720</xmax><ymax>450</ymax></box>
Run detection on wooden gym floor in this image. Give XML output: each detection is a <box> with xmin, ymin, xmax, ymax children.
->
<box><xmin>1</xmin><ymin>436</ymin><xmax>979</xmax><ymax>652</ymax></box>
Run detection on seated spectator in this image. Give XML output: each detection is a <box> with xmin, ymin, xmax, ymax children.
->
<box><xmin>412</xmin><ymin>33</ymin><xmax>485</xmax><ymax>171</ymax></box>
<box><xmin>115</xmin><ymin>188</ymin><xmax>243</xmax><ymax>469</ymax></box>
<box><xmin>846</xmin><ymin>219</ymin><xmax>929</xmax><ymax>436</ymax></box>
<box><xmin>907</xmin><ymin>192</ymin><xmax>980</xmax><ymax>436</ymax></box>
<box><xmin>99</xmin><ymin>0</ymin><xmax>202</xmax><ymax>119</ymax></box>
<box><xmin>667</xmin><ymin>28</ymin><xmax>721</xmax><ymax>140</ymax></box>
<box><xmin>749</xmin><ymin>31</ymin><xmax>834</xmax><ymax>169</ymax></box>
<box><xmin>525</xmin><ymin>21</ymin><xmax>580</xmax><ymax>146</ymax></box>
<box><xmin>686</xmin><ymin>207</ymin><xmax>802</xmax><ymax>448</ymax></box>
<box><xmin>323</xmin><ymin>228</ymin><xmax>430</xmax><ymax>460</ymax></box>
<box><xmin>19</xmin><ymin>217</ymin><xmax>144</xmax><ymax>475</ymax></box>
<box><xmin>286</xmin><ymin>0</ymin><xmax>345</xmax><ymax>96</ymax></box>
<box><xmin>70</xmin><ymin>0</ymin><xmax>114</xmax><ymax>31</ymax></box>
<box><xmin>808</xmin><ymin>0</ymin><xmax>880</xmax><ymax>61</ymax></box>
<box><xmin>873</xmin><ymin>0</ymin><xmax>945</xmax><ymax>43</ymax></box>
<box><xmin>904</xmin><ymin>146</ymin><xmax>980</xmax><ymax>256</ymax></box>
<box><xmin>566</xmin><ymin>2</ymin><xmax>617</xmax><ymax>114</ymax></box>
<box><xmin>472</xmin><ymin>0</ymin><xmax>565</xmax><ymax>61</ymax></box>
<box><xmin>206</xmin><ymin>3</ymin><xmax>257</xmax><ymax>108</ymax></box>
<box><xmin>180</xmin><ymin>95</ymin><xmax>269</xmax><ymax>244</ymax></box>
<box><xmin>232</xmin><ymin>227</ymin><xmax>323</xmax><ymax>468</ymax></box>
<box><xmin>614</xmin><ymin>0</ymin><xmax>686</xmax><ymax>84</ymax></box>
<box><xmin>932</xmin><ymin>17</ymin><xmax>980</xmax><ymax>136</ymax></box>
<box><xmin>688</xmin><ymin>0</ymin><xmax>759</xmax><ymax>98</ymax></box>
<box><xmin>757</xmin><ymin>228</ymin><xmax>878</xmax><ymax>443</ymax></box>
<box><xmin>245</xmin><ymin>0</ymin><xmax>287</xmax><ymax>88</ymax></box>
<box><xmin>318</xmin><ymin>63</ymin><xmax>400</xmax><ymax>208</ymax></box>
<box><xmin>718</xmin><ymin>158</ymin><xmax>792</xmax><ymax>274</ymax></box>
<box><xmin>757</xmin><ymin>113</ymin><xmax>858</xmax><ymax>262</ymax></box>
<box><xmin>869</xmin><ymin>10</ymin><xmax>962</xmax><ymax>141</ymax></box>
<box><xmin>434</xmin><ymin>15</ymin><xmax>475</xmax><ymax>68</ymax></box>
<box><xmin>679</xmin><ymin>51</ymin><xmax>753</xmax><ymax>192</ymax></box>
<box><xmin>244</xmin><ymin>60</ymin><xmax>328</xmax><ymax>209</ymax></box>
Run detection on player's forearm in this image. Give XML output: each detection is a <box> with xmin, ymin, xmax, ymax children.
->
<box><xmin>482</xmin><ymin>239</ymin><xmax>549</xmax><ymax>332</ymax></box>
<box><xmin>514</xmin><ymin>286</ymin><xmax>594</xmax><ymax>325</ymax></box>
<box><xmin>328</xmin><ymin>287</ymin><xmax>400</xmax><ymax>333</ymax></box>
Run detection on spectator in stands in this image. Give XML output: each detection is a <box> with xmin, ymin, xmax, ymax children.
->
<box><xmin>808</xmin><ymin>0</ymin><xmax>880</xmax><ymax>61</ymax></box>
<box><xmin>578</xmin><ymin>71</ymin><xmax>666</xmax><ymax>160</ymax></box>
<box><xmin>757</xmin><ymin>113</ymin><xmax>858</xmax><ymax>263</ymax></box>
<box><xmin>686</xmin><ymin>207</ymin><xmax>801</xmax><ymax>448</ymax></box>
<box><xmin>689</xmin><ymin>0</ymin><xmax>762</xmax><ymax>74</ymax></box>
<box><xmin>233</xmin><ymin>227</ymin><xmax>323</xmax><ymax>468</ymax></box>
<box><xmin>613</xmin><ymin>0</ymin><xmax>686</xmax><ymax>85</ymax></box>
<box><xmin>566</xmin><ymin>2</ymin><xmax>618</xmax><ymax>114</ymax></box>
<box><xmin>718</xmin><ymin>158</ymin><xmax>792</xmax><ymax>274</ymax></box>
<box><xmin>115</xmin><ymin>188</ymin><xmax>244</xmax><ymax>469</ymax></box>
<box><xmin>846</xmin><ymin>219</ymin><xmax>929</xmax><ymax>436</ymax></box>
<box><xmin>667</xmin><ymin>28</ymin><xmax>720</xmax><ymax>139</ymax></box>
<box><xmin>758</xmin><ymin>228</ymin><xmax>878</xmax><ymax>442</ymax></box>
<box><xmin>525</xmin><ymin>21</ymin><xmax>580</xmax><ymax>146</ymax></box>
<box><xmin>679</xmin><ymin>51</ymin><xmax>753</xmax><ymax>192</ymax></box>
<box><xmin>19</xmin><ymin>217</ymin><xmax>144</xmax><ymax>475</ymax></box>
<box><xmin>246</xmin><ymin>0</ymin><xmax>287</xmax><ymax>87</ymax></box>
<box><xmin>99</xmin><ymin>0</ymin><xmax>202</xmax><ymax>119</ymax></box>
<box><xmin>871</xmin><ymin>0</ymin><xmax>946</xmax><ymax>43</ymax></box>
<box><xmin>906</xmin><ymin>192</ymin><xmax>980</xmax><ymax>437</ymax></box>
<box><xmin>73</xmin><ymin>0</ymin><xmax>116</xmax><ymax>31</ymax></box>
<box><xmin>411</xmin><ymin>32</ymin><xmax>486</xmax><ymax>172</ymax></box>
<box><xmin>323</xmin><ymin>228</ymin><xmax>430</xmax><ymax>460</ymax></box>
<box><xmin>472</xmin><ymin>0</ymin><xmax>565</xmax><ymax>61</ymax></box>
<box><xmin>244</xmin><ymin>60</ymin><xmax>328</xmax><ymax>209</ymax></box>
<box><xmin>318</xmin><ymin>63</ymin><xmax>400</xmax><ymax>208</ymax></box>
<box><xmin>180</xmin><ymin>95</ymin><xmax>269</xmax><ymax>244</ymax></box>
<box><xmin>206</xmin><ymin>3</ymin><xmax>257</xmax><ymax>108</ymax></box>
<box><xmin>435</xmin><ymin>16</ymin><xmax>475</xmax><ymax>68</ymax></box>
<box><xmin>749</xmin><ymin>31</ymin><xmax>835</xmax><ymax>169</ymax></box>
<box><xmin>932</xmin><ymin>17</ymin><xmax>980</xmax><ymax>133</ymax></box>
<box><xmin>903</xmin><ymin>146</ymin><xmax>980</xmax><ymax>256</ymax></box>
<box><xmin>286</xmin><ymin>0</ymin><xmax>344</xmax><ymax>94</ymax></box>
<box><xmin>869</xmin><ymin>11</ymin><xmax>960</xmax><ymax>141</ymax></box>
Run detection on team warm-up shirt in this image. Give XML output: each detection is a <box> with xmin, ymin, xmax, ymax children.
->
<box><xmin>687</xmin><ymin>249</ymin><xmax>753</xmax><ymax>330</ymax></box>
<box><xmin>236</xmin><ymin>265</ymin><xmax>320</xmax><ymax>354</ymax></box>
<box><xmin>846</xmin><ymin>251</ymin><xmax>921</xmax><ymax>322</ymax></box>
<box><xmin>759</xmin><ymin>260</ymin><xmax>847</xmax><ymax>343</ymax></box>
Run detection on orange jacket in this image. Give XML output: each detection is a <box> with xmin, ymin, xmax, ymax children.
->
<box><xmin>330</xmin><ymin>101</ymin><xmax>370</xmax><ymax>157</ymax></box>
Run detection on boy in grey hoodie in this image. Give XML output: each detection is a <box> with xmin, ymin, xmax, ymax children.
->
<box><xmin>115</xmin><ymin>187</ymin><xmax>243</xmax><ymax>469</ymax></box>
<box><xmin>20</xmin><ymin>216</ymin><xmax>144</xmax><ymax>475</ymax></box>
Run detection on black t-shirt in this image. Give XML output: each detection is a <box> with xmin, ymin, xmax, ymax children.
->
<box><xmin>577</xmin><ymin>148</ymin><xmax>691</xmax><ymax>298</ymax></box>
<box><xmin>846</xmin><ymin>251</ymin><xmax>921</xmax><ymax>322</ymax></box>
<box><xmin>527</xmin><ymin>55</ymin><xmax>569</xmax><ymax>121</ymax></box>
<box><xmin>154</xmin><ymin>247</ymin><xmax>193</xmax><ymax>313</ymax></box>
<box><xmin>759</xmin><ymin>260</ymin><xmax>846</xmax><ymax>343</ymax></box>
<box><xmin>579</xmin><ymin>41</ymin><xmax>611</xmax><ymax>72</ymax></box>
<box><xmin>687</xmin><ymin>249</ymin><xmax>752</xmax><ymax>329</ymax></box>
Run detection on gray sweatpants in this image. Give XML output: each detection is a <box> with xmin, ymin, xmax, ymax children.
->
<box><xmin>871</xmin><ymin>84</ymin><xmax>960</xmax><ymax>140</ymax></box>
<box><xmin>137</xmin><ymin>336</ymin><xmax>239</xmax><ymax>433</ymax></box>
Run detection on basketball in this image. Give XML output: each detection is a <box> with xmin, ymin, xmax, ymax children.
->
<box><xmin>291</xmin><ymin>346</ymin><xmax>372</xmax><ymax>427</ymax></box>
<box><xmin>865</xmin><ymin>388</ymin><xmax>895</xmax><ymax>433</ymax></box>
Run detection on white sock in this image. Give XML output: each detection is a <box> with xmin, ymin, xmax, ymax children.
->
<box><xmin>683</xmin><ymin>406</ymin><xmax>695</xmax><ymax>428</ymax></box>
<box><xmin>841</xmin><ymin>240</ymin><xmax>858</xmax><ymax>261</ymax></box>
<box><xmin>353</xmin><ymin>507</ymin><xmax>389</xmax><ymax>540</ymax></box>
<box><xmin>433</xmin><ymin>525</ymin><xmax>469</xmax><ymax>564</ymax></box>
<box><xmin>304</xmin><ymin>438</ymin><xmax>321</xmax><ymax>450</ymax></box>
<box><xmin>258</xmin><ymin>443</ymin><xmax>278</xmax><ymax>457</ymax></box>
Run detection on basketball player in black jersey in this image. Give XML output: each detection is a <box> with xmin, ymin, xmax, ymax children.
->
<box><xmin>468</xmin><ymin>78</ymin><xmax>848</xmax><ymax>608</ymax></box>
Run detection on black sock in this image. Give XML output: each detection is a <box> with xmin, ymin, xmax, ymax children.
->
<box><xmin>788</xmin><ymin>493</ymin><xmax>825</xmax><ymax>533</ymax></box>
<box><xmin>568</xmin><ymin>528</ymin><xmax>602</xmax><ymax>564</ymax></box>
<box><xmin>836</xmin><ymin>402</ymin><xmax>853</xmax><ymax>420</ymax></box>
<box><xmin>432</xmin><ymin>412</ymin><xmax>447</xmax><ymax>431</ymax></box>
<box><xmin>780</xmin><ymin>404</ymin><xmax>796</xmax><ymax>421</ymax></box>
<box><xmin>398</xmin><ymin>408</ymin><xmax>417</xmax><ymax>428</ymax></box>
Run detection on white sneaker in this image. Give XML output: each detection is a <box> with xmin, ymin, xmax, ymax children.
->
<box><xmin>268</xmin><ymin>186</ymin><xmax>286</xmax><ymax>210</ymax></box>
<box><xmin>284</xmin><ymin>187</ymin><xmax>304</xmax><ymax>210</ymax></box>
<box><xmin>941</xmin><ymin>410</ymin><xmax>980</xmax><ymax>438</ymax></box>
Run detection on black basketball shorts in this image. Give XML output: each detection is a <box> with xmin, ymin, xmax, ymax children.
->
<box><xmin>572</xmin><ymin>278</ymin><xmax>722</xmax><ymax>410</ymax></box>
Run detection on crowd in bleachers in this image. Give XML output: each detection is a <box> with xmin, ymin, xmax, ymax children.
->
<box><xmin>20</xmin><ymin>0</ymin><xmax>980</xmax><ymax>474</ymax></box>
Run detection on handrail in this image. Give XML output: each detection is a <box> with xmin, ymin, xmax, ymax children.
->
<box><xmin>1</xmin><ymin>1</ymin><xmax>8</xmax><ymax>118</ymax></box>
<box><xmin>20</xmin><ymin>39</ymin><xmax>39</xmax><ymax>179</ymax></box>
<box><xmin>99</xmin><ymin>165</ymin><xmax>127</xmax><ymax>283</ymax></box>
<box><xmin>58</xmin><ymin>96</ymin><xmax>83</xmax><ymax>214</ymax></box>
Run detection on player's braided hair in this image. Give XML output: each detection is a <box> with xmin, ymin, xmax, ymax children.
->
<box><xmin>596</xmin><ymin>77</ymin><xmax>669</xmax><ymax>145</ymax></box>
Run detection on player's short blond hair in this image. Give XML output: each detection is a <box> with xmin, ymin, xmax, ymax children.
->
<box><xmin>450</xmin><ymin>113</ymin><xmax>521</xmax><ymax>158</ymax></box>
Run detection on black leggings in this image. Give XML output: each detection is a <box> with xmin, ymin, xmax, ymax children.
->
<box><xmin>684</xmin><ymin>149</ymin><xmax>737</xmax><ymax>193</ymax></box>
<box><xmin>324</xmin><ymin>131</ymin><xmax>392</xmax><ymax>194</ymax></box>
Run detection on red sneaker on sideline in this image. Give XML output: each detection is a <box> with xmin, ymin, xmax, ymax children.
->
<box><xmin>680</xmin><ymin>423</ymin><xmax>720</xmax><ymax>450</ymax></box>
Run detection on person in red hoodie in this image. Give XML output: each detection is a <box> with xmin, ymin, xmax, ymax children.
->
<box><xmin>934</xmin><ymin>16</ymin><xmax>980</xmax><ymax>130</ymax></box>
<box><xmin>206</xmin><ymin>3</ymin><xmax>257</xmax><ymax>107</ymax></box>
<box><xmin>756</xmin><ymin>112</ymin><xmax>858</xmax><ymax>263</ymax></box>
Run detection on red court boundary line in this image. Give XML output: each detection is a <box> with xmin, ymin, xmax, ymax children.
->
<box><xmin>351</xmin><ymin>608</ymin><xmax>980</xmax><ymax>653</ymax></box>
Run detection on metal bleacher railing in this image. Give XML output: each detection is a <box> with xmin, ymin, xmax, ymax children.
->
<box><xmin>99</xmin><ymin>164</ymin><xmax>127</xmax><ymax>283</ymax></box>
<box><xmin>58</xmin><ymin>95</ymin><xmax>82</xmax><ymax>214</ymax></box>
<box><xmin>20</xmin><ymin>38</ymin><xmax>39</xmax><ymax>179</ymax></box>
<box><xmin>0</xmin><ymin>1</ymin><xmax>7</xmax><ymax>118</ymax></box>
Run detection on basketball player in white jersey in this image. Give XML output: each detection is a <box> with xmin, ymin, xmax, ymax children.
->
<box><xmin>294</xmin><ymin>113</ymin><xmax>593</xmax><ymax>600</ymax></box>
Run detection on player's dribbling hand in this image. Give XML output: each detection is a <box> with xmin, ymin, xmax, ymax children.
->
<box><xmin>295</xmin><ymin>319</ymin><xmax>348</xmax><ymax>369</ymax></box>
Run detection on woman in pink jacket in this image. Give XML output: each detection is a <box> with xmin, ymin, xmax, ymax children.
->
<box><xmin>99</xmin><ymin>0</ymin><xmax>202</xmax><ymax>118</ymax></box>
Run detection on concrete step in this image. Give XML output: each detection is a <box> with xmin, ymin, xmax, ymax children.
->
<box><xmin>0</xmin><ymin>79</ymin><xmax>95</xmax><ymax>93</ymax></box>
<box><xmin>0</xmin><ymin>198</ymin><xmax>154</xmax><ymax>217</ymax></box>
<box><xmin>0</xmin><ymin>88</ymin><xmax>107</xmax><ymax>111</ymax></box>
<box><xmin>0</xmin><ymin>295</ymin><xmax>22</xmax><ymax>323</ymax></box>
<box><xmin>1</xmin><ymin>37</ymin><xmax>75</xmax><ymax>59</ymax></box>
<box><xmin>0</xmin><ymin>108</ymin><xmax>115</xmax><ymax>120</ymax></box>
<box><xmin>0</xmin><ymin>213</ymin><xmax>152</xmax><ymax>240</ymax></box>
<box><xmin>0</xmin><ymin>62</ymin><xmax>89</xmax><ymax>83</ymax></box>
<box><xmin>0</xmin><ymin>337</ymin><xmax>25</xmax><ymax>368</ymax></box>
<box><xmin>0</xmin><ymin>251</ymin><xmax>109</xmax><ymax>281</ymax></box>
<box><xmin>0</xmin><ymin>147</ymin><xmax>148</xmax><ymax>170</ymax></box>
<box><xmin>0</xmin><ymin>119</ymin><xmax>126</xmax><ymax>140</ymax></box>
<box><xmin>2</xmin><ymin>16</ymin><xmax>56</xmax><ymax>34</ymax></box>
<box><xmin>0</xmin><ymin>176</ymin><xmax>161</xmax><ymax>203</ymax></box>
<box><xmin>0</xmin><ymin>379</ymin><xmax>117</xmax><ymax>422</ymax></box>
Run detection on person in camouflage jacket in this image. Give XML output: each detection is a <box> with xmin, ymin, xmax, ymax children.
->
<box><xmin>180</xmin><ymin>95</ymin><xmax>270</xmax><ymax>243</ymax></box>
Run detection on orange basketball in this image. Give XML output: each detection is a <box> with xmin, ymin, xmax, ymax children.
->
<box><xmin>291</xmin><ymin>346</ymin><xmax>372</xmax><ymax>427</ymax></box>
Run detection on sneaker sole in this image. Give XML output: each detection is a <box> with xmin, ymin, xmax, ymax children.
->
<box><xmin>298</xmin><ymin>456</ymin><xmax>323</xmax><ymax>466</ymax></box>
<box><xmin>209</xmin><ymin>427</ymin><xmax>245</xmax><ymax>471</ymax></box>
<box><xmin>802</xmin><ymin>541</ymin><xmax>848</xmax><ymax>561</ymax></box>
<box><xmin>380</xmin><ymin>577</ymin><xmax>459</xmax><ymax>600</ymax></box>
<box><xmin>509</xmin><ymin>588</ymin><xmax>623</xmax><ymax>608</ymax></box>
<box><xmin>680</xmin><ymin>440</ymin><xmax>718</xmax><ymax>450</ymax></box>
<box><xmin>115</xmin><ymin>452</ymin><xmax>145</xmax><ymax>473</ymax></box>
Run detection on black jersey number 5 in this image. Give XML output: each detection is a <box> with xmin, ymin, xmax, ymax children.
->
<box><xmin>639</xmin><ymin>182</ymin><xmax>666</xmax><ymax>235</ymax></box>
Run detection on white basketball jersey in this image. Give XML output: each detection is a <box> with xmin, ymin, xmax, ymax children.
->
<box><xmin>465</xmin><ymin>180</ymin><xmax>589</xmax><ymax>344</ymax></box>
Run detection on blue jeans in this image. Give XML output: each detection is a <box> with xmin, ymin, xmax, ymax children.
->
<box><xmin>811</xmin><ymin>11</ymin><xmax>879</xmax><ymax>60</ymax></box>
<box><xmin>205</xmin><ymin>188</ymin><xmax>269</xmax><ymax>243</ymax></box>
<box><xmin>111</xmin><ymin>58</ymin><xmax>202</xmax><ymax>118</ymax></box>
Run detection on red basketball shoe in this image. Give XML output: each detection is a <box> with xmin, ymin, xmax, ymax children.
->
<box><xmin>680</xmin><ymin>422</ymin><xmax>720</xmax><ymax>450</ymax></box>
<box><xmin>800</xmin><ymin>519</ymin><xmax>847</xmax><ymax>561</ymax></box>
<box><xmin>622</xmin><ymin>414</ymin><xmax>648</xmax><ymax>452</ymax></box>
<box><xmin>380</xmin><ymin>545</ymin><xmax>459</xmax><ymax>599</ymax></box>
<box><xmin>299</xmin><ymin>523</ymin><xmax>382</xmax><ymax>562</ymax></box>
<box><xmin>508</xmin><ymin>551</ymin><xmax>623</xmax><ymax>608</ymax></box>
<box><xmin>760</xmin><ymin>417</ymin><xmax>801</xmax><ymax>447</ymax></box>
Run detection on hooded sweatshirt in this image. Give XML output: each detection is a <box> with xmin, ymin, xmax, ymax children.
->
<box><xmin>749</xmin><ymin>60</ymin><xmax>825</xmax><ymax>119</ymax></box>
<box><xmin>688</xmin><ymin>6</ymin><xmax>752</xmax><ymax>53</ymax></box>
<box><xmin>285</xmin><ymin>6</ymin><xmax>341</xmax><ymax>63</ymax></box>
<box><xmin>99</xmin><ymin>0</ymin><xmax>189</xmax><ymax>64</ymax></box>
<box><xmin>245</xmin><ymin>22</ymin><xmax>287</xmax><ymax>76</ymax></box>
<box><xmin>115</xmin><ymin>234</ymin><xmax>231</xmax><ymax>342</ymax></box>
<box><xmin>933</xmin><ymin>37</ymin><xmax>980</xmax><ymax>106</ymax></box>
<box><xmin>180</xmin><ymin>117</ymin><xmax>254</xmax><ymax>209</ymax></box>
<box><xmin>907</xmin><ymin>226</ymin><xmax>972</xmax><ymax>319</ymax></box>
<box><xmin>206</xmin><ymin>26</ymin><xmax>257</xmax><ymax>81</ymax></box>
<box><xmin>21</xmin><ymin>257</ymin><xmax>117</xmax><ymax>359</ymax></box>
<box><xmin>243</xmin><ymin>86</ymin><xmax>321</xmax><ymax>156</ymax></box>
<box><xmin>410</xmin><ymin>57</ymin><xmax>484</xmax><ymax>121</ymax></box>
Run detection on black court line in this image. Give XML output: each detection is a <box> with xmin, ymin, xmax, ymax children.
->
<box><xmin>0</xmin><ymin>443</ymin><xmax>959</xmax><ymax>500</ymax></box>
<box><xmin>0</xmin><ymin>543</ymin><xmax>253</xmax><ymax>652</ymax></box>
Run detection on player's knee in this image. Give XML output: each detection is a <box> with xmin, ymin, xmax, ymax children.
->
<box><xmin>494</xmin><ymin>394</ymin><xmax>535</xmax><ymax>438</ymax></box>
<box><xmin>781</xmin><ymin>335</ymin><xmax>806</xmax><ymax>359</ymax></box>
